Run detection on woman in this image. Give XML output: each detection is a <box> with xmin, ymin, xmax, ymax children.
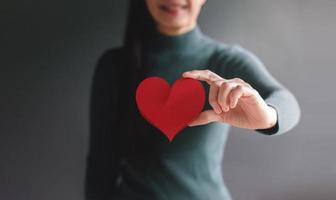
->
<box><xmin>85</xmin><ymin>0</ymin><xmax>301</xmax><ymax>199</ymax></box>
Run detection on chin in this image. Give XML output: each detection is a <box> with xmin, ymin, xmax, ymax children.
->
<box><xmin>160</xmin><ymin>18</ymin><xmax>190</xmax><ymax>29</ymax></box>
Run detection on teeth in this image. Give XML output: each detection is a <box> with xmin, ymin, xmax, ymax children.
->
<box><xmin>161</xmin><ymin>4</ymin><xmax>187</xmax><ymax>10</ymax></box>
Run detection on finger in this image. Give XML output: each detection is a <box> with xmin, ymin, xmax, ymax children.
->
<box><xmin>188</xmin><ymin>110</ymin><xmax>222</xmax><ymax>126</ymax></box>
<box><xmin>209</xmin><ymin>81</ymin><xmax>222</xmax><ymax>114</ymax></box>
<box><xmin>218</xmin><ymin>81</ymin><xmax>237</xmax><ymax>112</ymax></box>
<box><xmin>229</xmin><ymin>85</ymin><xmax>257</xmax><ymax>108</ymax></box>
<box><xmin>182</xmin><ymin>70</ymin><xmax>224</xmax><ymax>85</ymax></box>
<box><xmin>229</xmin><ymin>85</ymin><xmax>244</xmax><ymax>109</ymax></box>
<box><xmin>230</xmin><ymin>77</ymin><xmax>253</xmax><ymax>89</ymax></box>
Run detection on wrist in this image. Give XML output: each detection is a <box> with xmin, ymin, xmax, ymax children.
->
<box><xmin>264</xmin><ymin>105</ymin><xmax>278</xmax><ymax>129</ymax></box>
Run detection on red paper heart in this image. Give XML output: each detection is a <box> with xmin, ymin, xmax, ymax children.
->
<box><xmin>135</xmin><ymin>76</ymin><xmax>205</xmax><ymax>141</ymax></box>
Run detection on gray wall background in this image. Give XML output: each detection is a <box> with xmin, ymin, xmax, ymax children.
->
<box><xmin>1</xmin><ymin>0</ymin><xmax>335</xmax><ymax>199</ymax></box>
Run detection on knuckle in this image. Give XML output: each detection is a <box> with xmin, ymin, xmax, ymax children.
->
<box><xmin>208</xmin><ymin>73</ymin><xmax>216</xmax><ymax>80</ymax></box>
<box><xmin>233</xmin><ymin>77</ymin><xmax>244</xmax><ymax>82</ymax></box>
<box><xmin>221</xmin><ymin>81</ymin><xmax>230</xmax><ymax>89</ymax></box>
<box><xmin>215</xmin><ymin>80</ymin><xmax>223</xmax><ymax>87</ymax></box>
<box><xmin>230</xmin><ymin>86</ymin><xmax>242</xmax><ymax>98</ymax></box>
<box><xmin>246</xmin><ymin>83</ymin><xmax>253</xmax><ymax>88</ymax></box>
<box><xmin>236</xmin><ymin>85</ymin><xmax>244</xmax><ymax>91</ymax></box>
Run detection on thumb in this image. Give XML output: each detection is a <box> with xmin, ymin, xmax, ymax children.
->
<box><xmin>188</xmin><ymin>110</ymin><xmax>222</xmax><ymax>127</ymax></box>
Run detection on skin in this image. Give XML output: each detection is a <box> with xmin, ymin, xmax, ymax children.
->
<box><xmin>145</xmin><ymin>0</ymin><xmax>277</xmax><ymax>129</ymax></box>
<box><xmin>182</xmin><ymin>70</ymin><xmax>277</xmax><ymax>129</ymax></box>
<box><xmin>145</xmin><ymin>0</ymin><xmax>206</xmax><ymax>35</ymax></box>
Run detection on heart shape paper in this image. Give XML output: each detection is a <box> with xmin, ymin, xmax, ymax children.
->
<box><xmin>135</xmin><ymin>76</ymin><xmax>205</xmax><ymax>141</ymax></box>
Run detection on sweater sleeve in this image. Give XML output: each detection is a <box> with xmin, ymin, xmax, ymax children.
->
<box><xmin>215</xmin><ymin>45</ymin><xmax>301</xmax><ymax>135</ymax></box>
<box><xmin>84</xmin><ymin>48</ymin><xmax>122</xmax><ymax>200</ymax></box>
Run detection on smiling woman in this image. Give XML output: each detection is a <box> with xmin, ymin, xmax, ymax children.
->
<box><xmin>84</xmin><ymin>0</ymin><xmax>301</xmax><ymax>200</ymax></box>
<box><xmin>146</xmin><ymin>0</ymin><xmax>205</xmax><ymax>35</ymax></box>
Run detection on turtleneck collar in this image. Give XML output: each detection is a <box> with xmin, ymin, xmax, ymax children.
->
<box><xmin>147</xmin><ymin>25</ymin><xmax>205</xmax><ymax>53</ymax></box>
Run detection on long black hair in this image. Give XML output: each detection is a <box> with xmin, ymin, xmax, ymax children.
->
<box><xmin>123</xmin><ymin>0</ymin><xmax>156</xmax><ymax>74</ymax></box>
<box><xmin>84</xmin><ymin>3</ymin><xmax>159</xmax><ymax>199</ymax></box>
<box><xmin>117</xmin><ymin>0</ymin><xmax>161</xmax><ymax>155</ymax></box>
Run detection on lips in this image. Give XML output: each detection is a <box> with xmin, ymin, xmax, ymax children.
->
<box><xmin>159</xmin><ymin>3</ymin><xmax>188</xmax><ymax>16</ymax></box>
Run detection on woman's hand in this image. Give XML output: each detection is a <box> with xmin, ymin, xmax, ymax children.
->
<box><xmin>182</xmin><ymin>70</ymin><xmax>277</xmax><ymax>130</ymax></box>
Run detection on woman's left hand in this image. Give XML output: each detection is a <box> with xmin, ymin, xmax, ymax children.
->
<box><xmin>182</xmin><ymin>70</ymin><xmax>277</xmax><ymax>130</ymax></box>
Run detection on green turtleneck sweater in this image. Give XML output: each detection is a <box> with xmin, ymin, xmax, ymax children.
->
<box><xmin>84</xmin><ymin>26</ymin><xmax>300</xmax><ymax>200</ymax></box>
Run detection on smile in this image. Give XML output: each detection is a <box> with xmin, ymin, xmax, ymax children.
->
<box><xmin>159</xmin><ymin>3</ymin><xmax>188</xmax><ymax>16</ymax></box>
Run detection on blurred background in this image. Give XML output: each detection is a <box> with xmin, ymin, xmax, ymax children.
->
<box><xmin>1</xmin><ymin>0</ymin><xmax>335</xmax><ymax>199</ymax></box>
